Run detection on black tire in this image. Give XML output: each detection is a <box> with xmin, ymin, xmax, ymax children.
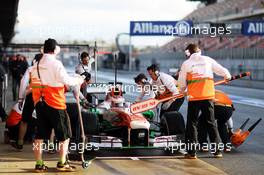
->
<box><xmin>81</xmin><ymin>111</ymin><xmax>99</xmax><ymax>135</ymax></box>
<box><xmin>82</xmin><ymin>161</ymin><xmax>91</xmax><ymax>169</ymax></box>
<box><xmin>66</xmin><ymin>103</ymin><xmax>79</xmax><ymax>141</ymax></box>
<box><xmin>161</xmin><ymin>111</ymin><xmax>185</xmax><ymax>135</ymax></box>
<box><xmin>67</xmin><ymin>103</ymin><xmax>99</xmax><ymax>141</ymax></box>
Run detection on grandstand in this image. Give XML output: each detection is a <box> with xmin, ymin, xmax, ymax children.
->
<box><xmin>162</xmin><ymin>0</ymin><xmax>264</xmax><ymax>52</ymax></box>
<box><xmin>138</xmin><ymin>0</ymin><xmax>264</xmax><ymax>82</ymax></box>
<box><xmin>185</xmin><ymin>0</ymin><xmax>262</xmax><ymax>22</ymax></box>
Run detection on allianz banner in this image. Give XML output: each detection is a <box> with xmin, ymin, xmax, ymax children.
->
<box><xmin>130</xmin><ymin>21</ymin><xmax>193</xmax><ymax>36</ymax></box>
<box><xmin>242</xmin><ymin>21</ymin><xmax>264</xmax><ymax>35</ymax></box>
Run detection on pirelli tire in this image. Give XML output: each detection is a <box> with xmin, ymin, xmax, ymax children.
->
<box><xmin>161</xmin><ymin>111</ymin><xmax>185</xmax><ymax>137</ymax></box>
<box><xmin>66</xmin><ymin>103</ymin><xmax>79</xmax><ymax>140</ymax></box>
<box><xmin>66</xmin><ymin>103</ymin><xmax>99</xmax><ymax>138</ymax></box>
<box><xmin>81</xmin><ymin>110</ymin><xmax>99</xmax><ymax>135</ymax></box>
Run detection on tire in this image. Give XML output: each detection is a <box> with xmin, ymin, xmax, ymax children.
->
<box><xmin>81</xmin><ymin>111</ymin><xmax>99</xmax><ymax>135</ymax></box>
<box><xmin>161</xmin><ymin>111</ymin><xmax>185</xmax><ymax>135</ymax></box>
<box><xmin>66</xmin><ymin>103</ymin><xmax>79</xmax><ymax>141</ymax></box>
<box><xmin>67</xmin><ymin>103</ymin><xmax>99</xmax><ymax>142</ymax></box>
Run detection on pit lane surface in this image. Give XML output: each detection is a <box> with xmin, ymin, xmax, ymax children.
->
<box><xmin>95</xmin><ymin>70</ymin><xmax>264</xmax><ymax>175</ymax></box>
<box><xmin>1</xmin><ymin>69</ymin><xmax>262</xmax><ymax>175</ymax></box>
<box><xmin>0</xmin><ymin>143</ymin><xmax>227</xmax><ymax>175</ymax></box>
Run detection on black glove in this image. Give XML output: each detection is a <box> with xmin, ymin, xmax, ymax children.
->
<box><xmin>80</xmin><ymin>99</ymin><xmax>94</xmax><ymax>109</ymax></box>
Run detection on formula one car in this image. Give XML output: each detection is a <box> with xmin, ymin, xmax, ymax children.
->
<box><xmin>67</xmin><ymin>83</ymin><xmax>185</xmax><ymax>160</ymax></box>
<box><xmin>67</xmin><ymin>52</ymin><xmax>185</xmax><ymax>161</ymax></box>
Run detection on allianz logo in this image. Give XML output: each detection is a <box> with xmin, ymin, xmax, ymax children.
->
<box><xmin>247</xmin><ymin>22</ymin><xmax>264</xmax><ymax>33</ymax></box>
<box><xmin>131</xmin><ymin>21</ymin><xmax>191</xmax><ymax>36</ymax></box>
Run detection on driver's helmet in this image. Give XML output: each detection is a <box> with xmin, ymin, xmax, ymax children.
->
<box><xmin>109</xmin><ymin>86</ymin><xmax>124</xmax><ymax>107</ymax></box>
<box><xmin>110</xmin><ymin>86</ymin><xmax>122</xmax><ymax>97</ymax></box>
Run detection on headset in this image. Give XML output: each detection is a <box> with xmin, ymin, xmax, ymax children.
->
<box><xmin>54</xmin><ymin>45</ymin><xmax>60</xmax><ymax>55</ymax></box>
<box><xmin>185</xmin><ymin>49</ymin><xmax>202</xmax><ymax>57</ymax></box>
<box><xmin>148</xmin><ymin>64</ymin><xmax>160</xmax><ymax>77</ymax></box>
<box><xmin>185</xmin><ymin>49</ymin><xmax>191</xmax><ymax>57</ymax></box>
<box><xmin>154</xmin><ymin>70</ymin><xmax>160</xmax><ymax>77</ymax></box>
<box><xmin>141</xmin><ymin>78</ymin><xmax>147</xmax><ymax>84</ymax></box>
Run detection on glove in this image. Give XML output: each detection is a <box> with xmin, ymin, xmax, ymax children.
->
<box><xmin>162</xmin><ymin>99</ymin><xmax>174</xmax><ymax>110</ymax></box>
<box><xmin>224</xmin><ymin>75</ymin><xmax>232</xmax><ymax>82</ymax></box>
<box><xmin>18</xmin><ymin>98</ymin><xmax>24</xmax><ymax>111</ymax></box>
<box><xmin>80</xmin><ymin>99</ymin><xmax>93</xmax><ymax>109</ymax></box>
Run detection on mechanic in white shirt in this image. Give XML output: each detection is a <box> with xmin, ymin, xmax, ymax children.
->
<box><xmin>75</xmin><ymin>51</ymin><xmax>94</xmax><ymax>74</ymax></box>
<box><xmin>147</xmin><ymin>64</ymin><xmax>185</xmax><ymax>119</ymax></box>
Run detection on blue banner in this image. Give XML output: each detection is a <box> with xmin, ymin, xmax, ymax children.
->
<box><xmin>130</xmin><ymin>21</ymin><xmax>193</xmax><ymax>36</ymax></box>
<box><xmin>242</xmin><ymin>21</ymin><xmax>264</xmax><ymax>35</ymax></box>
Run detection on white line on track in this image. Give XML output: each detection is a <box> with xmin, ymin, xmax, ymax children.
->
<box><xmin>130</xmin><ymin>157</ymin><xmax>140</xmax><ymax>160</ymax></box>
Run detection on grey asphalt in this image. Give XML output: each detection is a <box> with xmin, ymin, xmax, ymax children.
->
<box><xmin>1</xmin><ymin>69</ymin><xmax>263</xmax><ymax>175</ymax></box>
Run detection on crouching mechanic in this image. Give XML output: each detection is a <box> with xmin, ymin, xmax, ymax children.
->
<box><xmin>30</xmin><ymin>38</ymin><xmax>85</xmax><ymax>172</ymax></box>
<box><xmin>178</xmin><ymin>43</ymin><xmax>231</xmax><ymax>159</ymax></box>
<box><xmin>198</xmin><ymin>90</ymin><xmax>235</xmax><ymax>152</ymax></box>
<box><xmin>147</xmin><ymin>64</ymin><xmax>184</xmax><ymax>118</ymax></box>
<box><xmin>5</xmin><ymin>103</ymin><xmax>22</xmax><ymax>144</ymax></box>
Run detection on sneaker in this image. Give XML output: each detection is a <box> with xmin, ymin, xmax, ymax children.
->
<box><xmin>213</xmin><ymin>151</ymin><xmax>223</xmax><ymax>158</ymax></box>
<box><xmin>57</xmin><ymin>161</ymin><xmax>76</xmax><ymax>172</ymax></box>
<box><xmin>35</xmin><ymin>164</ymin><xmax>48</xmax><ymax>173</ymax></box>
<box><xmin>184</xmin><ymin>153</ymin><xmax>197</xmax><ymax>159</ymax></box>
<box><xmin>4</xmin><ymin>131</ymin><xmax>10</xmax><ymax>144</ymax></box>
<box><xmin>10</xmin><ymin>141</ymin><xmax>23</xmax><ymax>150</ymax></box>
<box><xmin>224</xmin><ymin>147</ymin><xmax>231</xmax><ymax>153</ymax></box>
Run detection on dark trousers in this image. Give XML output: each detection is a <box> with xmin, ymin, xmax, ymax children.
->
<box><xmin>7</xmin><ymin>123</ymin><xmax>20</xmax><ymax>141</ymax></box>
<box><xmin>185</xmin><ymin>100</ymin><xmax>220</xmax><ymax>154</ymax></box>
<box><xmin>198</xmin><ymin>105</ymin><xmax>233</xmax><ymax>145</ymax></box>
<box><xmin>160</xmin><ymin>97</ymin><xmax>184</xmax><ymax>119</ymax></box>
<box><xmin>0</xmin><ymin>103</ymin><xmax>7</xmax><ymax>121</ymax></box>
<box><xmin>12</xmin><ymin>77</ymin><xmax>20</xmax><ymax>101</ymax></box>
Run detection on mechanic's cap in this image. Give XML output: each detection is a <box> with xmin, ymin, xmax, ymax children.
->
<box><xmin>81</xmin><ymin>72</ymin><xmax>91</xmax><ymax>81</ymax></box>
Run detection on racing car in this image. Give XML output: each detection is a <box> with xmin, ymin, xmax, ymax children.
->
<box><xmin>66</xmin><ymin>50</ymin><xmax>185</xmax><ymax>164</ymax></box>
<box><xmin>66</xmin><ymin>83</ymin><xmax>186</xmax><ymax>159</ymax></box>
